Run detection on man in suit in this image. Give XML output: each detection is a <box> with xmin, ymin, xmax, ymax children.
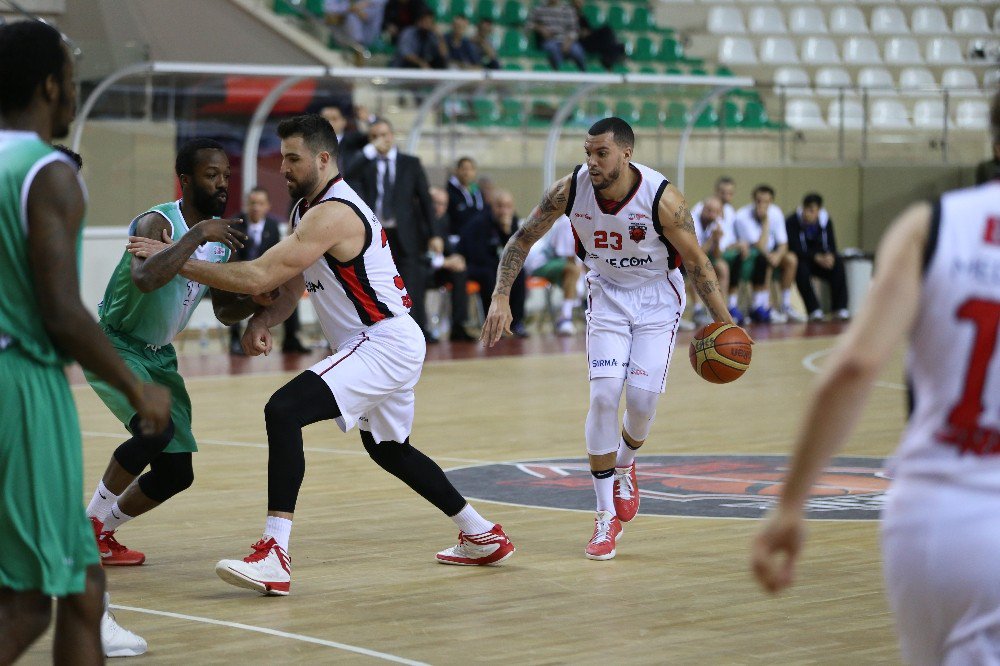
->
<box><xmin>320</xmin><ymin>104</ymin><xmax>368</xmax><ymax>171</ymax></box>
<box><xmin>344</xmin><ymin>117</ymin><xmax>447</xmax><ymax>340</ymax></box>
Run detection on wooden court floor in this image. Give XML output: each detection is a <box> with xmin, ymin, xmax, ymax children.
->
<box><xmin>25</xmin><ymin>331</ymin><xmax>907</xmax><ymax>664</ymax></box>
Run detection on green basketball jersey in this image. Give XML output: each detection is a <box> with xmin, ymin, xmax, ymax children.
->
<box><xmin>0</xmin><ymin>131</ymin><xmax>82</xmax><ymax>366</ymax></box>
<box><xmin>98</xmin><ymin>200</ymin><xmax>231</xmax><ymax>346</ymax></box>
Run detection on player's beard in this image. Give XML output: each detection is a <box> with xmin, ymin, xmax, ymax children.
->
<box><xmin>52</xmin><ymin>80</ymin><xmax>74</xmax><ymax>139</ymax></box>
<box><xmin>287</xmin><ymin>166</ymin><xmax>320</xmax><ymax>200</ymax></box>
<box><xmin>592</xmin><ymin>165</ymin><xmax>622</xmax><ymax>191</ymax></box>
<box><xmin>192</xmin><ymin>183</ymin><xmax>228</xmax><ymax>217</ymax></box>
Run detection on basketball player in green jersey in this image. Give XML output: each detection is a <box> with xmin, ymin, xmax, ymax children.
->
<box><xmin>0</xmin><ymin>20</ymin><xmax>171</xmax><ymax>663</ymax></box>
<box><xmin>83</xmin><ymin>138</ymin><xmax>249</xmax><ymax>566</ymax></box>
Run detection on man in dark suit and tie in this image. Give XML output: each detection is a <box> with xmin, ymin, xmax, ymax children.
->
<box><xmin>344</xmin><ymin>117</ymin><xmax>454</xmax><ymax>340</ymax></box>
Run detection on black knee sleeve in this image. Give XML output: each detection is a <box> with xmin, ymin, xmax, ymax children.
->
<box><xmin>265</xmin><ymin>371</ymin><xmax>342</xmax><ymax>513</ymax></box>
<box><xmin>136</xmin><ymin>452</ymin><xmax>193</xmax><ymax>503</ymax></box>
<box><xmin>361</xmin><ymin>431</ymin><xmax>466</xmax><ymax>516</ymax></box>
<box><xmin>751</xmin><ymin>252</ymin><xmax>770</xmax><ymax>286</ymax></box>
<box><xmin>113</xmin><ymin>417</ymin><xmax>176</xmax><ymax>476</ymax></box>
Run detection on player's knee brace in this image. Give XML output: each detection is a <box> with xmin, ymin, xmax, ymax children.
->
<box><xmin>113</xmin><ymin>417</ymin><xmax>176</xmax><ymax>476</ymax></box>
<box><xmin>587</xmin><ymin>377</ymin><xmax>624</xmax><ymax>456</ymax></box>
<box><xmin>623</xmin><ymin>385</ymin><xmax>658</xmax><ymax>443</ymax></box>
<box><xmin>136</xmin><ymin>452</ymin><xmax>193</xmax><ymax>503</ymax></box>
<box><xmin>264</xmin><ymin>371</ymin><xmax>341</xmax><ymax>439</ymax></box>
<box><xmin>360</xmin><ymin>431</ymin><xmax>465</xmax><ymax>515</ymax></box>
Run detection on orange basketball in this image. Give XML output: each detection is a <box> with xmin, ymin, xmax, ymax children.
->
<box><xmin>689</xmin><ymin>323</ymin><xmax>752</xmax><ymax>384</ymax></box>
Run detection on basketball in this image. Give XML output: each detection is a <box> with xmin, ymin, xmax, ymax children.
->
<box><xmin>689</xmin><ymin>323</ymin><xmax>752</xmax><ymax>384</ymax></box>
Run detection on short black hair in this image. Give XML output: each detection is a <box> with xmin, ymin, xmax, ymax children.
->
<box><xmin>802</xmin><ymin>192</ymin><xmax>823</xmax><ymax>208</ymax></box>
<box><xmin>370</xmin><ymin>116</ymin><xmax>393</xmax><ymax>131</ymax></box>
<box><xmin>753</xmin><ymin>184</ymin><xmax>775</xmax><ymax>199</ymax></box>
<box><xmin>175</xmin><ymin>138</ymin><xmax>226</xmax><ymax>178</ymax></box>
<box><xmin>587</xmin><ymin>117</ymin><xmax>634</xmax><ymax>149</ymax></box>
<box><xmin>53</xmin><ymin>144</ymin><xmax>82</xmax><ymax>170</ymax></box>
<box><xmin>248</xmin><ymin>186</ymin><xmax>270</xmax><ymax>199</ymax></box>
<box><xmin>456</xmin><ymin>156</ymin><xmax>475</xmax><ymax>168</ymax></box>
<box><xmin>0</xmin><ymin>20</ymin><xmax>67</xmax><ymax>115</ymax></box>
<box><xmin>277</xmin><ymin>114</ymin><xmax>339</xmax><ymax>157</ymax></box>
<box><xmin>715</xmin><ymin>175</ymin><xmax>734</xmax><ymax>188</ymax></box>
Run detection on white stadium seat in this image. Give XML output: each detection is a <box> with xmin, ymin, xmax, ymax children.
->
<box><xmin>912</xmin><ymin>99</ymin><xmax>947</xmax><ymax>129</ymax></box>
<box><xmin>788</xmin><ymin>7</ymin><xmax>827</xmax><ymax>35</ymax></box>
<box><xmin>926</xmin><ymin>37</ymin><xmax>965</xmax><ymax>65</ymax></box>
<box><xmin>885</xmin><ymin>37</ymin><xmax>924</xmax><ymax>65</ymax></box>
<box><xmin>761</xmin><ymin>36</ymin><xmax>800</xmax><ymax>63</ymax></box>
<box><xmin>954</xmin><ymin>100</ymin><xmax>990</xmax><ymax>129</ymax></box>
<box><xmin>802</xmin><ymin>37</ymin><xmax>841</xmax><ymax>64</ymax></box>
<box><xmin>718</xmin><ymin>37</ymin><xmax>758</xmax><ymax>64</ymax></box>
<box><xmin>952</xmin><ymin>7</ymin><xmax>990</xmax><ymax>36</ymax></box>
<box><xmin>858</xmin><ymin>67</ymin><xmax>896</xmax><ymax>96</ymax></box>
<box><xmin>941</xmin><ymin>68</ymin><xmax>980</xmax><ymax>94</ymax></box>
<box><xmin>871</xmin><ymin>7</ymin><xmax>909</xmax><ymax>35</ymax></box>
<box><xmin>843</xmin><ymin>37</ymin><xmax>883</xmax><ymax>64</ymax></box>
<box><xmin>827</xmin><ymin>98</ymin><xmax>865</xmax><ymax>129</ymax></box>
<box><xmin>708</xmin><ymin>7</ymin><xmax>745</xmax><ymax>34</ymax></box>
<box><xmin>910</xmin><ymin>7</ymin><xmax>949</xmax><ymax>35</ymax></box>
<box><xmin>815</xmin><ymin>67</ymin><xmax>854</xmax><ymax>97</ymax></box>
<box><xmin>748</xmin><ymin>6</ymin><xmax>788</xmax><ymax>34</ymax></box>
<box><xmin>785</xmin><ymin>98</ymin><xmax>827</xmax><ymax>128</ymax></box>
<box><xmin>829</xmin><ymin>7</ymin><xmax>868</xmax><ymax>35</ymax></box>
<box><xmin>870</xmin><ymin>99</ymin><xmax>911</xmax><ymax>128</ymax></box>
<box><xmin>774</xmin><ymin>67</ymin><xmax>812</xmax><ymax>95</ymax></box>
<box><xmin>898</xmin><ymin>67</ymin><xmax>936</xmax><ymax>95</ymax></box>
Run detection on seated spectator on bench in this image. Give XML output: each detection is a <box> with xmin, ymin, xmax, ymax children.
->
<box><xmin>382</xmin><ymin>0</ymin><xmax>429</xmax><ymax>44</ymax></box>
<box><xmin>324</xmin><ymin>0</ymin><xmax>388</xmax><ymax>50</ymax></box>
<box><xmin>528</xmin><ymin>0</ymin><xmax>586</xmax><ymax>72</ymax></box>
<box><xmin>524</xmin><ymin>214</ymin><xmax>581</xmax><ymax>336</ymax></box>
<box><xmin>786</xmin><ymin>193</ymin><xmax>850</xmax><ymax>322</ymax></box>
<box><xmin>428</xmin><ymin>186</ymin><xmax>472</xmax><ymax>342</ymax></box>
<box><xmin>570</xmin><ymin>0</ymin><xmax>624</xmax><ymax>70</ymax></box>
<box><xmin>392</xmin><ymin>10</ymin><xmax>448</xmax><ymax>69</ymax></box>
<box><xmin>470</xmin><ymin>19</ymin><xmax>501</xmax><ymax>70</ymax></box>
<box><xmin>689</xmin><ymin>196</ymin><xmax>733</xmax><ymax>326</ymax></box>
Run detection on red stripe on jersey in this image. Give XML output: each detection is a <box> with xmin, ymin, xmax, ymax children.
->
<box><xmin>317</xmin><ymin>334</ymin><xmax>368</xmax><ymax>376</ymax></box>
<box><xmin>571</xmin><ymin>223</ymin><xmax>586</xmax><ymax>261</ymax></box>
<box><xmin>334</xmin><ymin>264</ymin><xmax>387</xmax><ymax>324</ymax></box>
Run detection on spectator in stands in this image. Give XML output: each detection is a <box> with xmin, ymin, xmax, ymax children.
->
<box><xmin>324</xmin><ymin>0</ymin><xmax>388</xmax><ymax>49</ymax></box>
<box><xmin>382</xmin><ymin>0</ymin><xmax>428</xmax><ymax>44</ymax></box>
<box><xmin>714</xmin><ymin>175</ymin><xmax>737</xmax><ymax>225</ymax></box>
<box><xmin>528</xmin><ymin>0</ymin><xmax>587</xmax><ymax>72</ymax></box>
<box><xmin>470</xmin><ymin>19</ymin><xmax>501</xmax><ymax>70</ymax></box>
<box><xmin>733</xmin><ymin>185</ymin><xmax>803</xmax><ymax>324</ymax></box>
<box><xmin>445</xmin><ymin>15</ymin><xmax>478</xmax><ymax>69</ymax></box>
<box><xmin>458</xmin><ymin>188</ymin><xmax>527</xmax><ymax>338</ymax></box>
<box><xmin>320</xmin><ymin>104</ymin><xmax>368</xmax><ymax>170</ymax></box>
<box><xmin>525</xmin><ymin>214</ymin><xmax>581</xmax><ymax>336</ymax></box>
<box><xmin>570</xmin><ymin>0</ymin><xmax>624</xmax><ymax>70</ymax></box>
<box><xmin>344</xmin><ymin>117</ymin><xmax>442</xmax><ymax>340</ymax></box>
<box><xmin>688</xmin><ymin>196</ymin><xmax>732</xmax><ymax>327</ymax></box>
<box><xmin>392</xmin><ymin>10</ymin><xmax>448</xmax><ymax>69</ymax></box>
<box><xmin>428</xmin><ymin>186</ymin><xmax>472</xmax><ymax>342</ymax></box>
<box><xmin>446</xmin><ymin>156</ymin><xmax>488</xmax><ymax>235</ymax></box>
<box><xmin>786</xmin><ymin>193</ymin><xmax>850</xmax><ymax>322</ymax></box>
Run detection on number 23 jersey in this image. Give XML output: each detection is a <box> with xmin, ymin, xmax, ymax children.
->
<box><xmin>565</xmin><ymin>162</ymin><xmax>682</xmax><ymax>290</ymax></box>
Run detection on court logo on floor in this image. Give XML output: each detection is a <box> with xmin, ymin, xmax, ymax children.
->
<box><xmin>446</xmin><ymin>455</ymin><xmax>889</xmax><ymax>520</ymax></box>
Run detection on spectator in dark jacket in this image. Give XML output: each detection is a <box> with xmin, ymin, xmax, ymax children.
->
<box><xmin>786</xmin><ymin>193</ymin><xmax>850</xmax><ymax>322</ymax></box>
<box><xmin>428</xmin><ymin>186</ymin><xmax>474</xmax><ymax>342</ymax></box>
<box><xmin>446</xmin><ymin>156</ymin><xmax>488</xmax><ymax>235</ymax></box>
<box><xmin>382</xmin><ymin>0</ymin><xmax>428</xmax><ymax>43</ymax></box>
<box><xmin>392</xmin><ymin>10</ymin><xmax>448</xmax><ymax>69</ymax></box>
<box><xmin>570</xmin><ymin>0</ymin><xmax>624</xmax><ymax>70</ymax></box>
<box><xmin>470</xmin><ymin>20</ymin><xmax>501</xmax><ymax>70</ymax></box>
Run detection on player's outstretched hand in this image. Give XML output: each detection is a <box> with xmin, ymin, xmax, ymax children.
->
<box><xmin>130</xmin><ymin>382</ymin><xmax>172</xmax><ymax>437</ymax></box>
<box><xmin>481</xmin><ymin>296</ymin><xmax>512</xmax><ymax>347</ymax></box>
<box><xmin>751</xmin><ymin>508</ymin><xmax>805</xmax><ymax>595</ymax></box>
<box><xmin>194</xmin><ymin>218</ymin><xmax>247</xmax><ymax>251</ymax></box>
<box><xmin>241</xmin><ymin>319</ymin><xmax>273</xmax><ymax>356</ymax></box>
<box><xmin>126</xmin><ymin>231</ymin><xmax>172</xmax><ymax>259</ymax></box>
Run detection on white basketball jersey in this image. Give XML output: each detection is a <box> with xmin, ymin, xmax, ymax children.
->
<box><xmin>565</xmin><ymin>162</ymin><xmax>682</xmax><ymax>290</ymax></box>
<box><xmin>893</xmin><ymin>181</ymin><xmax>1000</xmax><ymax>487</ymax></box>
<box><xmin>292</xmin><ymin>177</ymin><xmax>411</xmax><ymax>347</ymax></box>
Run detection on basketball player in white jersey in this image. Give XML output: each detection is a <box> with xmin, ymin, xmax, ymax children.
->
<box><xmin>128</xmin><ymin>115</ymin><xmax>514</xmax><ymax>595</ymax></box>
<box><xmin>482</xmin><ymin>117</ymin><xmax>741</xmax><ymax>560</ymax></box>
<box><xmin>752</xmin><ymin>92</ymin><xmax>1000</xmax><ymax>665</ymax></box>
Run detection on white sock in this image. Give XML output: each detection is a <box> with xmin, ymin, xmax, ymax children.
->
<box><xmin>101</xmin><ymin>503</ymin><xmax>134</xmax><ymax>532</ymax></box>
<box><xmin>560</xmin><ymin>299</ymin><xmax>574</xmax><ymax>320</ymax></box>
<box><xmin>728</xmin><ymin>293</ymin><xmax>738</xmax><ymax>309</ymax></box>
<box><xmin>263</xmin><ymin>516</ymin><xmax>293</xmax><ymax>552</ymax></box>
<box><xmin>753</xmin><ymin>291</ymin><xmax>769</xmax><ymax>309</ymax></box>
<box><xmin>451</xmin><ymin>504</ymin><xmax>494</xmax><ymax>535</ymax></box>
<box><xmin>86</xmin><ymin>481</ymin><xmax>119</xmax><ymax>523</ymax></box>
<box><xmin>593</xmin><ymin>471</ymin><xmax>615</xmax><ymax>513</ymax></box>
<box><xmin>616</xmin><ymin>437</ymin><xmax>640</xmax><ymax>469</ymax></box>
<box><xmin>782</xmin><ymin>289</ymin><xmax>792</xmax><ymax>309</ymax></box>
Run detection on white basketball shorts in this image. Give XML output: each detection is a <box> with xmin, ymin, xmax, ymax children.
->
<box><xmin>584</xmin><ymin>271</ymin><xmax>686</xmax><ymax>394</ymax></box>
<box><xmin>308</xmin><ymin>314</ymin><xmax>426</xmax><ymax>444</ymax></box>
<box><xmin>882</xmin><ymin>476</ymin><xmax>1000</xmax><ymax>666</ymax></box>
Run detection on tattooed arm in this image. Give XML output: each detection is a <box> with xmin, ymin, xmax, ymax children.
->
<box><xmin>480</xmin><ymin>175</ymin><xmax>573</xmax><ymax>346</ymax></box>
<box><xmin>657</xmin><ymin>185</ymin><xmax>735</xmax><ymax>326</ymax></box>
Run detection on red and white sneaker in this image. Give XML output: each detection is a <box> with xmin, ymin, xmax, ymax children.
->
<box><xmin>436</xmin><ymin>524</ymin><xmax>515</xmax><ymax>566</ymax></box>
<box><xmin>91</xmin><ymin>517</ymin><xmax>145</xmax><ymax>566</ymax></box>
<box><xmin>585</xmin><ymin>510</ymin><xmax>623</xmax><ymax>561</ymax></box>
<box><xmin>215</xmin><ymin>538</ymin><xmax>291</xmax><ymax>596</ymax></box>
<box><xmin>613</xmin><ymin>463</ymin><xmax>640</xmax><ymax>523</ymax></box>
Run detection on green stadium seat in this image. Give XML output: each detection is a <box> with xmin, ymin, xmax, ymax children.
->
<box><xmin>637</xmin><ymin>102</ymin><xmax>663</xmax><ymax>128</ymax></box>
<box><xmin>629</xmin><ymin>7</ymin><xmax>656</xmax><ymax>33</ymax></box>
<box><xmin>499</xmin><ymin>0</ymin><xmax>527</xmax><ymax>26</ymax></box>
<box><xmin>659</xmin><ymin>37</ymin><xmax>683</xmax><ymax>63</ymax></box>
<box><xmin>449</xmin><ymin>0</ymin><xmax>473</xmax><ymax>19</ymax></box>
<box><xmin>721</xmin><ymin>100</ymin><xmax>743</xmax><ymax>128</ymax></box>
<box><xmin>532</xmin><ymin>62</ymin><xmax>553</xmax><ymax>71</ymax></box>
<box><xmin>715</xmin><ymin>65</ymin><xmax>734</xmax><ymax>77</ymax></box>
<box><xmin>694</xmin><ymin>104</ymin><xmax>719</xmax><ymax>128</ymax></box>
<box><xmin>582</xmin><ymin>4</ymin><xmax>605</xmax><ymax>28</ymax></box>
<box><xmin>611</xmin><ymin>62</ymin><xmax>630</xmax><ymax>74</ymax></box>
<box><xmin>586</xmin><ymin>60</ymin><xmax>606</xmax><ymax>73</ymax></box>
<box><xmin>606</xmin><ymin>6</ymin><xmax>629</xmax><ymax>32</ymax></box>
<box><xmin>638</xmin><ymin>64</ymin><xmax>660</xmax><ymax>75</ymax></box>
<box><xmin>469</xmin><ymin>98</ymin><xmax>501</xmax><ymax>126</ymax></box>
<box><xmin>502</xmin><ymin>61</ymin><xmax>523</xmax><ymax>70</ymax></box>
<box><xmin>665</xmin><ymin>66</ymin><xmax>684</xmax><ymax>75</ymax></box>
<box><xmin>499</xmin><ymin>98</ymin><xmax>525</xmax><ymax>127</ymax></box>
<box><xmin>613</xmin><ymin>101</ymin><xmax>639</xmax><ymax>124</ymax></box>
<box><xmin>632</xmin><ymin>37</ymin><xmax>657</xmax><ymax>62</ymax></box>
<box><xmin>499</xmin><ymin>29</ymin><xmax>528</xmax><ymax>57</ymax></box>
<box><xmin>689</xmin><ymin>67</ymin><xmax>708</xmax><ymax>77</ymax></box>
<box><xmin>741</xmin><ymin>100</ymin><xmax>771</xmax><ymax>129</ymax></box>
<box><xmin>558</xmin><ymin>61</ymin><xmax>579</xmax><ymax>72</ymax></box>
<box><xmin>273</xmin><ymin>0</ymin><xmax>298</xmax><ymax>16</ymax></box>
<box><xmin>529</xmin><ymin>99</ymin><xmax>555</xmax><ymax>126</ymax></box>
<box><xmin>433</xmin><ymin>0</ymin><xmax>451</xmax><ymax>21</ymax></box>
<box><xmin>477</xmin><ymin>0</ymin><xmax>501</xmax><ymax>22</ymax></box>
<box><xmin>585</xmin><ymin>100</ymin><xmax>611</xmax><ymax>118</ymax></box>
<box><xmin>664</xmin><ymin>101</ymin><xmax>688</xmax><ymax>129</ymax></box>
<box><xmin>306</xmin><ymin>0</ymin><xmax>324</xmax><ymax>17</ymax></box>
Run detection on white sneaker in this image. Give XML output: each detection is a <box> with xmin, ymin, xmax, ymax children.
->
<box><xmin>835</xmin><ymin>309</ymin><xmax>851</xmax><ymax>321</ymax></box>
<box><xmin>808</xmin><ymin>309</ymin><xmax>824</xmax><ymax>322</ymax></box>
<box><xmin>769</xmin><ymin>309</ymin><xmax>788</xmax><ymax>324</ymax></box>
<box><xmin>783</xmin><ymin>307</ymin><xmax>807</xmax><ymax>323</ymax></box>
<box><xmin>102</xmin><ymin>593</ymin><xmax>147</xmax><ymax>658</ymax></box>
<box><xmin>216</xmin><ymin>537</ymin><xmax>291</xmax><ymax>596</ymax></box>
<box><xmin>555</xmin><ymin>318</ymin><xmax>576</xmax><ymax>336</ymax></box>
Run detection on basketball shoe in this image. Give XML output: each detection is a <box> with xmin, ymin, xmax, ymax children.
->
<box><xmin>216</xmin><ymin>537</ymin><xmax>290</xmax><ymax>596</ymax></box>
<box><xmin>613</xmin><ymin>463</ymin><xmax>640</xmax><ymax>522</ymax></box>
<box><xmin>585</xmin><ymin>510</ymin><xmax>623</xmax><ymax>560</ymax></box>
<box><xmin>436</xmin><ymin>524</ymin><xmax>516</xmax><ymax>566</ymax></box>
<box><xmin>101</xmin><ymin>593</ymin><xmax>147</xmax><ymax>657</ymax></box>
<box><xmin>90</xmin><ymin>517</ymin><xmax>145</xmax><ymax>566</ymax></box>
